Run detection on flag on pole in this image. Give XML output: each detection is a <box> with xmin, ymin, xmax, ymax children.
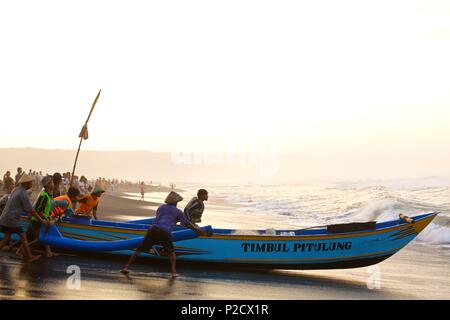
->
<box><xmin>79</xmin><ymin>124</ymin><xmax>89</xmax><ymax>140</ymax></box>
<box><xmin>71</xmin><ymin>89</ymin><xmax>101</xmax><ymax>186</ymax></box>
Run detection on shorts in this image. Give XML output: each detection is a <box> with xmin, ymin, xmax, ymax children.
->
<box><xmin>26</xmin><ymin>220</ymin><xmax>42</xmax><ymax>242</ymax></box>
<box><xmin>0</xmin><ymin>225</ymin><xmax>24</xmax><ymax>234</ymax></box>
<box><xmin>139</xmin><ymin>226</ymin><xmax>174</xmax><ymax>254</ymax></box>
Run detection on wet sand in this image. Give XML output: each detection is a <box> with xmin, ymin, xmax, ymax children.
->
<box><xmin>1</xmin><ymin>187</ymin><xmax>449</xmax><ymax>300</ymax></box>
<box><xmin>1</xmin><ymin>244</ymin><xmax>449</xmax><ymax>300</ymax></box>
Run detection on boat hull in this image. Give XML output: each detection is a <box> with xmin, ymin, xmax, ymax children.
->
<box><xmin>2</xmin><ymin>212</ymin><xmax>438</xmax><ymax>270</ymax></box>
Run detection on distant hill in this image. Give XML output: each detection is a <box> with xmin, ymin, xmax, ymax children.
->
<box><xmin>1</xmin><ymin>148</ymin><xmax>449</xmax><ymax>185</ymax></box>
<box><xmin>0</xmin><ymin>148</ymin><xmax>265</xmax><ymax>184</ymax></box>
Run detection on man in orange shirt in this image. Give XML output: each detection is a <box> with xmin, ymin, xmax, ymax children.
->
<box><xmin>75</xmin><ymin>187</ymin><xmax>105</xmax><ymax>220</ymax></box>
<box><xmin>51</xmin><ymin>187</ymin><xmax>81</xmax><ymax>219</ymax></box>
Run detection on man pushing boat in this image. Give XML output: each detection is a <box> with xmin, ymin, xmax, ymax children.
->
<box><xmin>0</xmin><ymin>174</ymin><xmax>50</xmax><ymax>262</ymax></box>
<box><xmin>120</xmin><ymin>191</ymin><xmax>207</xmax><ymax>278</ymax></box>
<box><xmin>75</xmin><ymin>187</ymin><xmax>105</xmax><ymax>220</ymax></box>
<box><xmin>19</xmin><ymin>175</ymin><xmax>80</xmax><ymax>257</ymax></box>
<box><xmin>25</xmin><ymin>175</ymin><xmax>60</xmax><ymax>258</ymax></box>
<box><xmin>184</xmin><ymin>189</ymin><xmax>208</xmax><ymax>225</ymax></box>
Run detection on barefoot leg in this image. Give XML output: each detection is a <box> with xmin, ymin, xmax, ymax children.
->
<box><xmin>121</xmin><ymin>249</ymin><xmax>142</xmax><ymax>274</ymax></box>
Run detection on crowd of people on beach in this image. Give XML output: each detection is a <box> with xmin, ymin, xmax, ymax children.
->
<box><xmin>1</xmin><ymin>166</ymin><xmax>210</xmax><ymax>278</ymax></box>
<box><xmin>1</xmin><ymin>167</ymin><xmax>136</xmax><ymax>196</ymax></box>
<box><xmin>0</xmin><ymin>167</ymin><xmax>121</xmax><ymax>262</ymax></box>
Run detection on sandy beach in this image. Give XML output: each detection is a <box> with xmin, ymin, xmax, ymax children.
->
<box><xmin>0</xmin><ymin>186</ymin><xmax>449</xmax><ymax>300</ymax></box>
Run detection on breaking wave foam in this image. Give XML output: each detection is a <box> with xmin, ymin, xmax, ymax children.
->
<box><xmin>332</xmin><ymin>198</ymin><xmax>450</xmax><ymax>246</ymax></box>
<box><xmin>224</xmin><ymin>188</ymin><xmax>450</xmax><ymax>247</ymax></box>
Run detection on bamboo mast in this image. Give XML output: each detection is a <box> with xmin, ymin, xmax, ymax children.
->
<box><xmin>70</xmin><ymin>89</ymin><xmax>102</xmax><ymax>186</ymax></box>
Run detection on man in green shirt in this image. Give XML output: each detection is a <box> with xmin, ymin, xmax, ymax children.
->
<box><xmin>26</xmin><ymin>175</ymin><xmax>58</xmax><ymax>258</ymax></box>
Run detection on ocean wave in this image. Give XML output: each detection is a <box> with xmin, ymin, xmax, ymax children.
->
<box><xmin>416</xmin><ymin>223</ymin><xmax>450</xmax><ymax>245</ymax></box>
<box><xmin>222</xmin><ymin>187</ymin><xmax>450</xmax><ymax>246</ymax></box>
<box><xmin>338</xmin><ymin>198</ymin><xmax>450</xmax><ymax>246</ymax></box>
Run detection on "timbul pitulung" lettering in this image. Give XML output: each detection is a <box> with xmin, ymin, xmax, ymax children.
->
<box><xmin>241</xmin><ymin>242</ymin><xmax>352</xmax><ymax>253</ymax></box>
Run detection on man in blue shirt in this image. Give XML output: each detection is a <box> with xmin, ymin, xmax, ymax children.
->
<box><xmin>120</xmin><ymin>191</ymin><xmax>207</xmax><ymax>278</ymax></box>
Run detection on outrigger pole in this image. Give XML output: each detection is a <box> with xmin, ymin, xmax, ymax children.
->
<box><xmin>70</xmin><ymin>89</ymin><xmax>102</xmax><ymax>186</ymax></box>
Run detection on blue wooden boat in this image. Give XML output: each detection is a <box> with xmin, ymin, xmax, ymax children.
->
<box><xmin>6</xmin><ymin>211</ymin><xmax>438</xmax><ymax>269</ymax></box>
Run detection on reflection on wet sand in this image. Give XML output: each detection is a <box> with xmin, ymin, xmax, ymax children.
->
<box><xmin>18</xmin><ymin>262</ymin><xmax>55</xmax><ymax>299</ymax></box>
<box><xmin>0</xmin><ymin>263</ymin><xmax>16</xmax><ymax>298</ymax></box>
<box><xmin>0</xmin><ymin>252</ymin><xmax>417</xmax><ymax>300</ymax></box>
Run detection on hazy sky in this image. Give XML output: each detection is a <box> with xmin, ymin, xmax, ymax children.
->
<box><xmin>1</xmin><ymin>0</ymin><xmax>450</xmax><ymax>158</ymax></box>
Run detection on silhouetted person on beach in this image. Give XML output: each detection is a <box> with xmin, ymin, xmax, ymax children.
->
<box><xmin>78</xmin><ymin>176</ymin><xmax>90</xmax><ymax>195</ymax></box>
<box><xmin>0</xmin><ymin>180</ymin><xmax>14</xmax><ymax>215</ymax></box>
<box><xmin>52</xmin><ymin>172</ymin><xmax>63</xmax><ymax>198</ymax></box>
<box><xmin>120</xmin><ymin>191</ymin><xmax>207</xmax><ymax>278</ymax></box>
<box><xmin>2</xmin><ymin>171</ymin><xmax>14</xmax><ymax>191</ymax></box>
<box><xmin>14</xmin><ymin>167</ymin><xmax>23</xmax><ymax>184</ymax></box>
<box><xmin>140</xmin><ymin>182</ymin><xmax>145</xmax><ymax>201</ymax></box>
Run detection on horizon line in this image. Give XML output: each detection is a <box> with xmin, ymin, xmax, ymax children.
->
<box><xmin>1</xmin><ymin>146</ymin><xmax>448</xmax><ymax>159</ymax></box>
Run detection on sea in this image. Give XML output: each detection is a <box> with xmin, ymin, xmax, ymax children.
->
<box><xmin>174</xmin><ymin>178</ymin><xmax>450</xmax><ymax>251</ymax></box>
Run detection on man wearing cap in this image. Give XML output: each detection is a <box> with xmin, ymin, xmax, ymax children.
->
<box><xmin>0</xmin><ymin>174</ymin><xmax>49</xmax><ymax>262</ymax></box>
<box><xmin>120</xmin><ymin>191</ymin><xmax>207</xmax><ymax>278</ymax></box>
<box><xmin>75</xmin><ymin>187</ymin><xmax>105</xmax><ymax>220</ymax></box>
<box><xmin>25</xmin><ymin>175</ymin><xmax>60</xmax><ymax>258</ymax></box>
